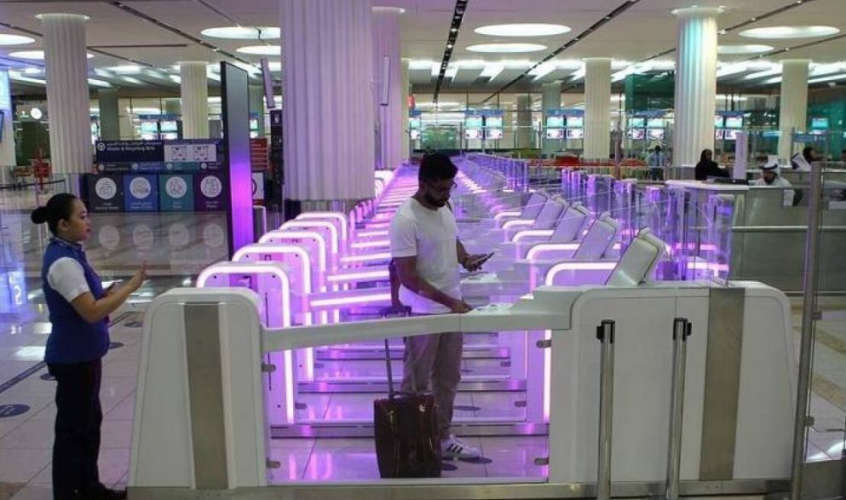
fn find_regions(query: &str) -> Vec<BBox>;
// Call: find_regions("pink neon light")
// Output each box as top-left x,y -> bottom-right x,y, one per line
327,270 -> 389,283
544,329 -> 550,421
260,231 -> 327,273
340,252 -> 391,263
687,261 -> 729,272
351,240 -> 390,249
502,219 -> 534,230
357,230 -> 388,238
232,244 -> 313,294
281,221 -> 339,254
525,243 -> 580,261
512,230 -> 554,243
310,292 -> 391,307
297,212 -> 348,242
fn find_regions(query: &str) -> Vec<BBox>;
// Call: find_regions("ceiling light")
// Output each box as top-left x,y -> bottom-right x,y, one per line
480,63 -> 504,80
121,76 -> 142,84
763,76 -> 782,84
474,24 -> 570,37
8,70 -> 45,85
201,26 -> 280,40
236,45 -> 280,55
30,107 -> 43,119
206,70 -> 220,82
739,26 -> 839,39
88,79 -> 111,88
23,67 -> 41,75
109,65 -> 142,74
10,50 -> 93,60
809,72 -> 846,84
372,6 -> 406,14
267,61 -> 281,71
409,59 -> 436,70
717,44 -> 773,54
169,74 -> 182,84
467,43 -> 547,53
0,34 -> 35,46
744,66 -> 782,80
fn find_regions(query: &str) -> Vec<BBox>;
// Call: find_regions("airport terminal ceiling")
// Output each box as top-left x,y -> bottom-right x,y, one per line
0,0 -> 844,95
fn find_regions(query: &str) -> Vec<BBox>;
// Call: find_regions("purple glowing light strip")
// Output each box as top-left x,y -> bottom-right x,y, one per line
502,219 -> 534,230
340,252 -> 391,264
351,240 -> 390,250
260,231 -> 327,274
326,269 -> 390,283
297,212 -> 348,241
357,230 -> 389,238
197,263 -> 296,423
512,229 -> 554,243
281,221 -> 339,254
310,292 -> 391,308
494,211 -> 521,222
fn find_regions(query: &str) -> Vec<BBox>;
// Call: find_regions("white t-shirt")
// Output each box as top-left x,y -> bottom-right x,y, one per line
390,198 -> 461,314
47,257 -> 90,302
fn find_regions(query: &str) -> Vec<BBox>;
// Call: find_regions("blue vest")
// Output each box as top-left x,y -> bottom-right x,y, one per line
42,238 -> 110,364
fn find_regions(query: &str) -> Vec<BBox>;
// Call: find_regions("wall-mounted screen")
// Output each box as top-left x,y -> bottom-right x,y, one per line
465,116 -> 483,128
162,132 -> 178,140
628,117 -> 645,128
811,117 -> 829,129
547,116 -> 564,128
409,117 -> 421,130
465,128 -> 481,140
249,119 -> 259,130
714,115 -> 724,128
629,129 -> 645,140
567,128 -> 584,139
485,116 -> 503,128
140,121 -> 158,133
724,116 -> 743,129
647,128 -> 665,140
546,128 -> 564,139
160,120 -> 178,132
566,116 -> 583,128
724,129 -> 739,140
715,129 -> 724,140
486,128 -> 503,140
410,130 -> 420,140
647,118 -> 664,128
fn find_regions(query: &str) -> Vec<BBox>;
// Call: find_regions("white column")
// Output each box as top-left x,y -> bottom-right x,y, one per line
584,58 -> 611,160
541,81 -> 561,156
400,58 -> 410,163
180,61 -> 209,139
97,89 -> 120,141
516,95 -> 532,149
40,13 -> 91,175
281,0 -> 375,201
372,6 -> 403,170
672,6 -> 721,167
778,59 -> 810,161
0,69 -> 16,167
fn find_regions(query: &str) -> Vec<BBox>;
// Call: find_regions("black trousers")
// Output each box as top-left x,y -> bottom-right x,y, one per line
48,359 -> 103,500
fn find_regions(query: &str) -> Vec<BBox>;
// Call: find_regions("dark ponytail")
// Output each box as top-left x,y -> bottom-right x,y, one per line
31,193 -> 78,234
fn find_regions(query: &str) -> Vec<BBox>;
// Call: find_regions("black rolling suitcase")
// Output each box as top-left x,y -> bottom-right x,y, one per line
373,305 -> 441,478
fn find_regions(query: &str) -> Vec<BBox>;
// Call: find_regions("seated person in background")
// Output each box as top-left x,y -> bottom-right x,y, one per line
791,146 -> 818,171
646,145 -> 666,181
694,149 -> 729,181
754,161 -> 795,207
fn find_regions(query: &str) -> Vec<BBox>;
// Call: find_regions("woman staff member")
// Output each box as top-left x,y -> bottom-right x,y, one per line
31,193 -> 146,500
694,149 -> 729,181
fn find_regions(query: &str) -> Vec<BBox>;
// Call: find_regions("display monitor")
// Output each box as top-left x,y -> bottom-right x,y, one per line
465,128 -> 481,140
547,116 -> 564,128
409,117 -> 421,130
715,129 -> 724,140
567,128 -> 584,139
485,116 -> 503,128
647,118 -> 664,128
725,116 -> 743,129
162,132 -> 179,140
647,128 -> 664,140
249,118 -> 259,130
628,117 -> 645,128
811,117 -> 829,129
410,129 -> 420,140
160,120 -> 178,132
546,128 -> 564,139
724,129 -> 739,140
629,129 -> 645,140
140,133 -> 156,141
715,115 -> 724,128
465,116 -> 483,128
140,121 -> 158,133
485,128 -> 503,140
566,116 -> 583,128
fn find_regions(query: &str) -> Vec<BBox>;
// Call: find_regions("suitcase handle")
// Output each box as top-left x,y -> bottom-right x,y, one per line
379,305 -> 413,398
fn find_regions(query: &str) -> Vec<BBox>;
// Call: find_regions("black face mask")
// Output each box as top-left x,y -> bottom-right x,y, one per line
423,190 -> 446,207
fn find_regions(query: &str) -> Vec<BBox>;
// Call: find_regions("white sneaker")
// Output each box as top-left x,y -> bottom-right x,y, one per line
441,435 -> 482,460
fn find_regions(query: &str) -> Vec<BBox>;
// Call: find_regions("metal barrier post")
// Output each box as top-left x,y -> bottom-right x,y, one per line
597,319 -> 616,500
666,318 -> 691,500
790,161 -> 824,500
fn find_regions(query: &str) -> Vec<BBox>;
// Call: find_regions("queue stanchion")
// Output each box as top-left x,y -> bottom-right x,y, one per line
596,319 -> 616,500
665,318 -> 691,500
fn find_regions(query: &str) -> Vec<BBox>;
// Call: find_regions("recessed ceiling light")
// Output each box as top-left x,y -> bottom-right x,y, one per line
372,6 -> 406,14
267,61 -> 281,71
201,26 -> 280,40
474,24 -> 570,37
108,65 -> 142,74
23,67 -> 41,75
0,34 -> 35,46
10,50 -> 93,60
717,44 -> 773,54
236,45 -> 281,55
467,43 -> 547,53
739,26 -> 839,39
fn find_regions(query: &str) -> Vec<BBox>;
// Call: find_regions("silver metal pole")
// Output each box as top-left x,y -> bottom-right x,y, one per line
790,161 -> 824,500
597,319 -> 616,500
666,318 -> 691,500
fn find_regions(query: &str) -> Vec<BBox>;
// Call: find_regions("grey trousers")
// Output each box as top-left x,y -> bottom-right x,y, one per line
401,332 -> 463,441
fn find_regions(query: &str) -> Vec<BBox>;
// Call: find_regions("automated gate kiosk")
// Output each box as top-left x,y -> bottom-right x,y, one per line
130,278 -> 795,498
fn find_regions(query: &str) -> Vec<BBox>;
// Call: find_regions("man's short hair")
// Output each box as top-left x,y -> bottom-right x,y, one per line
419,152 -> 458,182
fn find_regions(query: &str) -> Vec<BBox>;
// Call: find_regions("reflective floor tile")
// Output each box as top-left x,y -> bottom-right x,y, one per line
0,448 -> 51,482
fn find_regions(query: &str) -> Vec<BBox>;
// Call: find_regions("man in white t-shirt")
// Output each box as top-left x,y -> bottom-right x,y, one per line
389,153 -> 491,460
